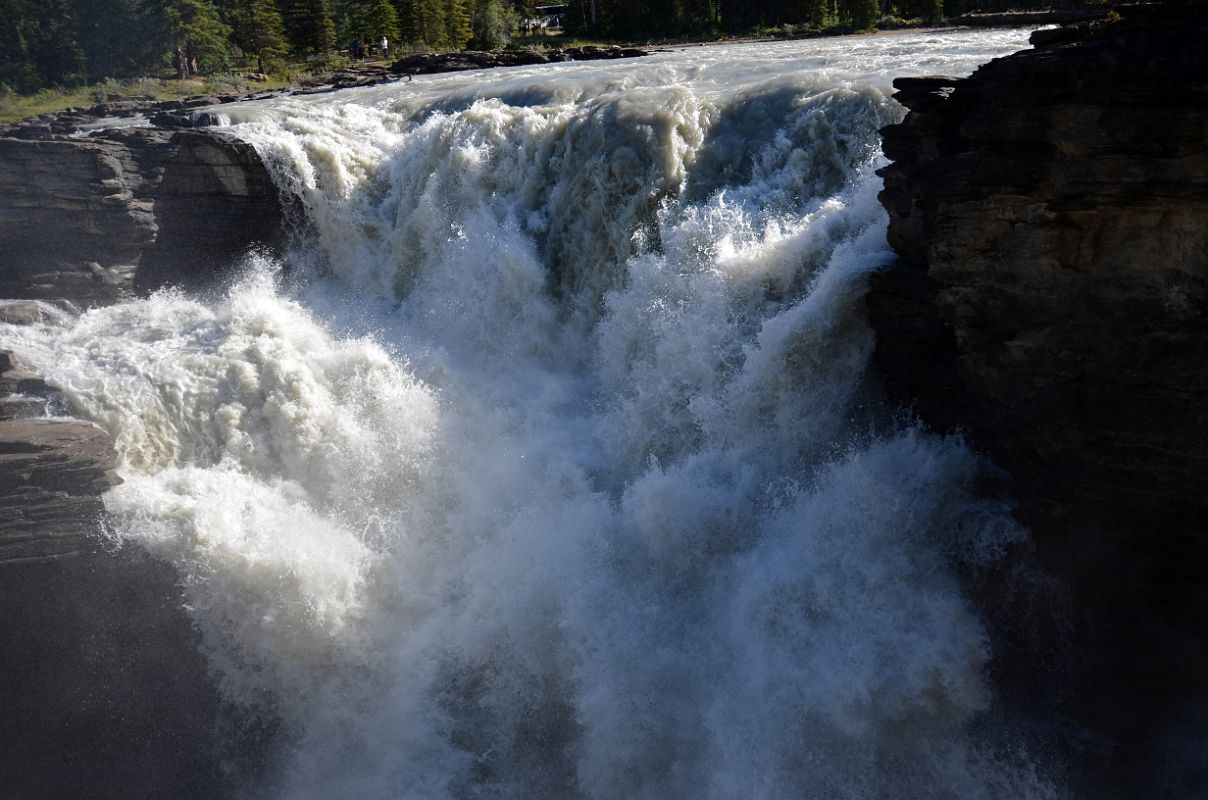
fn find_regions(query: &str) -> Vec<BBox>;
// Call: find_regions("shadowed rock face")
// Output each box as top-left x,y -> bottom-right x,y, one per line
135,129 -> 287,291
0,349 -> 247,800
871,2 -> 1208,794
0,124 -> 286,797
0,126 -> 285,305
0,349 -> 120,552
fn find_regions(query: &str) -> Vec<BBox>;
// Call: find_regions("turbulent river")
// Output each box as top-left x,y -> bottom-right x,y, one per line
1,28 -> 1066,799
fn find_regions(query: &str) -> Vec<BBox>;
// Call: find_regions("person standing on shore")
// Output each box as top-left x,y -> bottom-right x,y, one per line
380,34 -> 389,59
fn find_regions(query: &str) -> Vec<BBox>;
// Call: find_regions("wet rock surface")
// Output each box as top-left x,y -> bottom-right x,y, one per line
871,2 -> 1208,794
0,350 -> 117,550
0,94 -> 249,140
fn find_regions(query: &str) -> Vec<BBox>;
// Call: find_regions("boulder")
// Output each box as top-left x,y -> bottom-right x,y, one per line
0,299 -> 75,326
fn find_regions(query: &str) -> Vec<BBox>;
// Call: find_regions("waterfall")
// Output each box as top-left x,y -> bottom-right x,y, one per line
0,30 -> 1064,800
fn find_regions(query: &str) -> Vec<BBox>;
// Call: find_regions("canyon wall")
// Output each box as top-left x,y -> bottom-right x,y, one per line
0,126 -> 285,798
871,2 -> 1208,794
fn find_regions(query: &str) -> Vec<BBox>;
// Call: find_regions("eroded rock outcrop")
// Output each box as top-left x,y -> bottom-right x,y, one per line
0,349 -> 118,549
134,129 -> 287,290
871,2 -> 1208,794
0,126 -> 285,304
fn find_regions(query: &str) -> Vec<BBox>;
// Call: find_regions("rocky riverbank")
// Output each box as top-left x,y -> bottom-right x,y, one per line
0,114 -> 288,796
0,46 -> 653,132
870,2 -> 1208,794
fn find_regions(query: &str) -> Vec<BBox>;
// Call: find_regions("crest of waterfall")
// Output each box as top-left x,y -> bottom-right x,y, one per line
0,30 -> 1065,800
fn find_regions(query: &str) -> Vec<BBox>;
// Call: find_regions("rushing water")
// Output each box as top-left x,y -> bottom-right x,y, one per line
2,29 -> 1065,799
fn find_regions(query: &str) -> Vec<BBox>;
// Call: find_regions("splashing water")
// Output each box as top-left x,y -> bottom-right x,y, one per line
1,29 -> 1065,799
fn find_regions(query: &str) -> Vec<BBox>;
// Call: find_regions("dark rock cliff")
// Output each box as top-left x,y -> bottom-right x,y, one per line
0,126 -> 285,304
0,348 -> 248,800
0,125 -> 286,797
871,2 -> 1208,794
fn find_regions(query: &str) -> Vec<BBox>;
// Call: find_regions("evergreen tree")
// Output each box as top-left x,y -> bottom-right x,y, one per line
0,0 -> 39,91
280,0 -> 337,54
838,0 -> 878,28
903,0 -> 942,22
226,0 -> 287,72
407,0 -> 449,48
334,0 -> 399,48
332,0 -> 356,48
561,0 -> 579,33
445,0 -> 472,50
160,0 -> 231,75
394,0 -> 421,44
680,0 -> 718,34
804,0 -> 829,26
717,0 -> 754,33
74,0 -> 156,83
470,0 -> 514,49
8,0 -> 89,88
358,0 -> 401,43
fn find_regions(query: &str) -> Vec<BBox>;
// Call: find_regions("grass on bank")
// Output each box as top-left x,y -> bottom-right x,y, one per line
0,64 -> 333,124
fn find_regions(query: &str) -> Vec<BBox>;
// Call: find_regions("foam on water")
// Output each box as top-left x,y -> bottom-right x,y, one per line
0,29 -> 1065,799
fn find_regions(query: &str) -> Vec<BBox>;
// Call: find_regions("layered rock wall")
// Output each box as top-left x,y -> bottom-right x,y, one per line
0,126 -> 285,303
871,3 -> 1208,793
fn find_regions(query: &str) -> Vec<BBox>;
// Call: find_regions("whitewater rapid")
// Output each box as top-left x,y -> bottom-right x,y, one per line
1,29 -> 1064,799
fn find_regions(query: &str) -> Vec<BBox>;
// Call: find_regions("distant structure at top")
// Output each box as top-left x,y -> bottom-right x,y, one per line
522,4 -> 568,34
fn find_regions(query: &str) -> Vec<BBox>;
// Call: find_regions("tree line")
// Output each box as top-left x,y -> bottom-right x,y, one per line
0,0 -> 515,92
563,0 -> 1102,40
1,0 -> 1103,94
